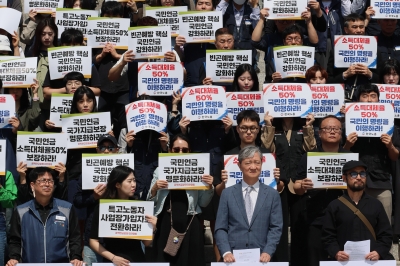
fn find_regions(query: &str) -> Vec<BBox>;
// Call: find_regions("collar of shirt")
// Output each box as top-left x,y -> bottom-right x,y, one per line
241,180 -> 260,193
34,197 -> 54,211
234,4 -> 244,14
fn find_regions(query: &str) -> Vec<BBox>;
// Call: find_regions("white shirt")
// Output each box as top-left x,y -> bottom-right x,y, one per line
241,179 -> 259,214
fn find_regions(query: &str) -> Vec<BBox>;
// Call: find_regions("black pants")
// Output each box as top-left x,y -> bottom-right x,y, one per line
307,224 -> 329,266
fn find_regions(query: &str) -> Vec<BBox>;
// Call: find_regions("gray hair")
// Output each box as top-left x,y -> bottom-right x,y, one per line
238,146 -> 263,164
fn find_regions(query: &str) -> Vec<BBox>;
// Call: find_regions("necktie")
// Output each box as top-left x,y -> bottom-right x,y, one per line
245,186 -> 254,223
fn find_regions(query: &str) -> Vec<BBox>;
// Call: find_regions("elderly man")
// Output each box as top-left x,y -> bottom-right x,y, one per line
322,160 -> 393,261
215,146 -> 282,263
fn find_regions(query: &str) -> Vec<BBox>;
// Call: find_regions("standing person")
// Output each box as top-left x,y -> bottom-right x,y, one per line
215,146 -> 283,263
322,160 -> 394,261
90,166 -> 157,264
7,167 -> 83,265
293,115 -> 349,266
147,134 -> 214,266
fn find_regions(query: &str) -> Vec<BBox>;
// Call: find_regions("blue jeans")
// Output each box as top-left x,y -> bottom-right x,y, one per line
83,245 -> 102,266
0,212 -> 6,266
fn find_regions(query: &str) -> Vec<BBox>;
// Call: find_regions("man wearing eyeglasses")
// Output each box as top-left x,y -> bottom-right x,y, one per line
292,115 -> 350,266
322,160 -> 394,261
7,167 -> 83,266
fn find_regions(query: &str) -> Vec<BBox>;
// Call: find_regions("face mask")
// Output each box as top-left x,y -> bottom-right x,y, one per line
233,0 -> 246,5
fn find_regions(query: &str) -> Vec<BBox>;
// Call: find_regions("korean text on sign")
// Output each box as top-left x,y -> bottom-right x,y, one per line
179,11 -> 223,43
87,17 -> 130,49
62,112 -> 112,149
145,6 -> 188,37
307,152 -> 359,189
226,92 -> 264,126
55,8 -> 99,39
274,46 -> 315,78
263,83 -> 312,118
206,50 -> 252,83
0,57 -> 37,88
16,132 -> 67,168
24,0 -> 64,14
345,102 -> 394,137
158,153 -> 210,189
48,46 -> 92,80
264,0 -> 308,19
125,100 -> 167,133
224,154 -> 276,189
138,62 -> 183,96
310,84 -> 344,118
0,95 -> 15,128
334,35 -> 377,68
128,26 -> 171,59
0,140 -> 5,175
99,200 -> 154,240
377,84 -> 400,118
371,0 -> 400,19
181,85 -> 228,121
82,153 -> 135,190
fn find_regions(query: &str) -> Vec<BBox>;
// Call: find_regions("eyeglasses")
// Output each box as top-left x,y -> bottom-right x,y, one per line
36,179 -> 55,185
238,126 -> 259,133
285,37 -> 302,42
172,147 -> 190,153
320,127 -> 342,133
98,146 -> 117,152
347,171 -> 367,179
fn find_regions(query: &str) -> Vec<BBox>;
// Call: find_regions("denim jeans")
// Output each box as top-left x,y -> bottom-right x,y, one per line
83,245 -> 102,266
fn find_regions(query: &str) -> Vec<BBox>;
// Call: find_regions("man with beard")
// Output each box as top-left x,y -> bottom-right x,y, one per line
322,161 -> 394,261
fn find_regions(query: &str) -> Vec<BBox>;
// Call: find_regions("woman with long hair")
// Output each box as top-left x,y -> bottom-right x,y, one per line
380,59 -> 400,85
90,166 -> 156,265
232,63 -> 259,92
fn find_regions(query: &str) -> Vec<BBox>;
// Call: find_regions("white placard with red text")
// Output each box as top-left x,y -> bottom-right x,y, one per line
0,95 -> 15,129
226,92 -> 264,126
371,0 -> 400,19
0,140 -> 5,175
263,83 -> 312,117
310,84 -> 344,117
334,35 -> 377,68
125,100 -> 167,133
377,84 -> 400,118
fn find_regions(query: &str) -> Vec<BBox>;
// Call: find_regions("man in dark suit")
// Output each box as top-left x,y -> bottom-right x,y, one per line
215,146 -> 283,262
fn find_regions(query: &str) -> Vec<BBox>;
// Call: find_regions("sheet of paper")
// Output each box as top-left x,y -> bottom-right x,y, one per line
344,240 -> 370,261
233,248 -> 260,262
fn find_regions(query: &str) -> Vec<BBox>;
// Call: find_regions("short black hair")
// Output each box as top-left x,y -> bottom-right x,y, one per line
101,1 -> 124,17
63,71 -> 85,85
319,115 -> 342,128
379,59 -> 400,84
344,13 -> 365,28
137,16 -> 158,26
357,84 -> 380,101
29,167 -> 56,183
61,29 -> 84,45
237,110 -> 260,125
282,24 -> 304,41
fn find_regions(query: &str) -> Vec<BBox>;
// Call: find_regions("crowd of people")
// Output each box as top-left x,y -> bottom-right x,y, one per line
1,0 -> 400,265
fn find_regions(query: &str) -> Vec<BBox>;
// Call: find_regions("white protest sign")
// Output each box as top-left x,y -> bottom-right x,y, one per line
263,83 -> 312,118
274,46 -> 315,78
0,8 -> 21,34
94,264 -> 169,266
224,154 -> 276,189
334,35 -> 377,68
128,26 -> 171,59
371,0 -> 400,19
0,0 -> 7,7
87,17 -> 130,49
226,92 -> 264,126
377,84 -> 400,118
62,112 -> 112,149
138,62 -> 183,96
82,153 -> 135,190
307,152 -> 359,189
48,46 -> 92,80
264,0 -> 307,19
345,102 -> 394,137
0,57 -> 37,88
16,132 -> 67,168
158,153 -> 210,189
55,8 -> 99,39
0,95 -> 15,128
145,6 -> 188,37
182,85 -> 228,121
125,100 -> 167,133
179,11 -> 223,43
24,0 -> 64,14
0,140 -> 5,175
319,261 -> 396,266
310,84 -> 344,118
212,263 -> 289,266
206,50 -> 252,83
98,199 -> 154,240
21,264 -> 80,266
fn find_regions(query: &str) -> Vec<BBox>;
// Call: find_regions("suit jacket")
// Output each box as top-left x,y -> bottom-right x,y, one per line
215,182 -> 283,256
